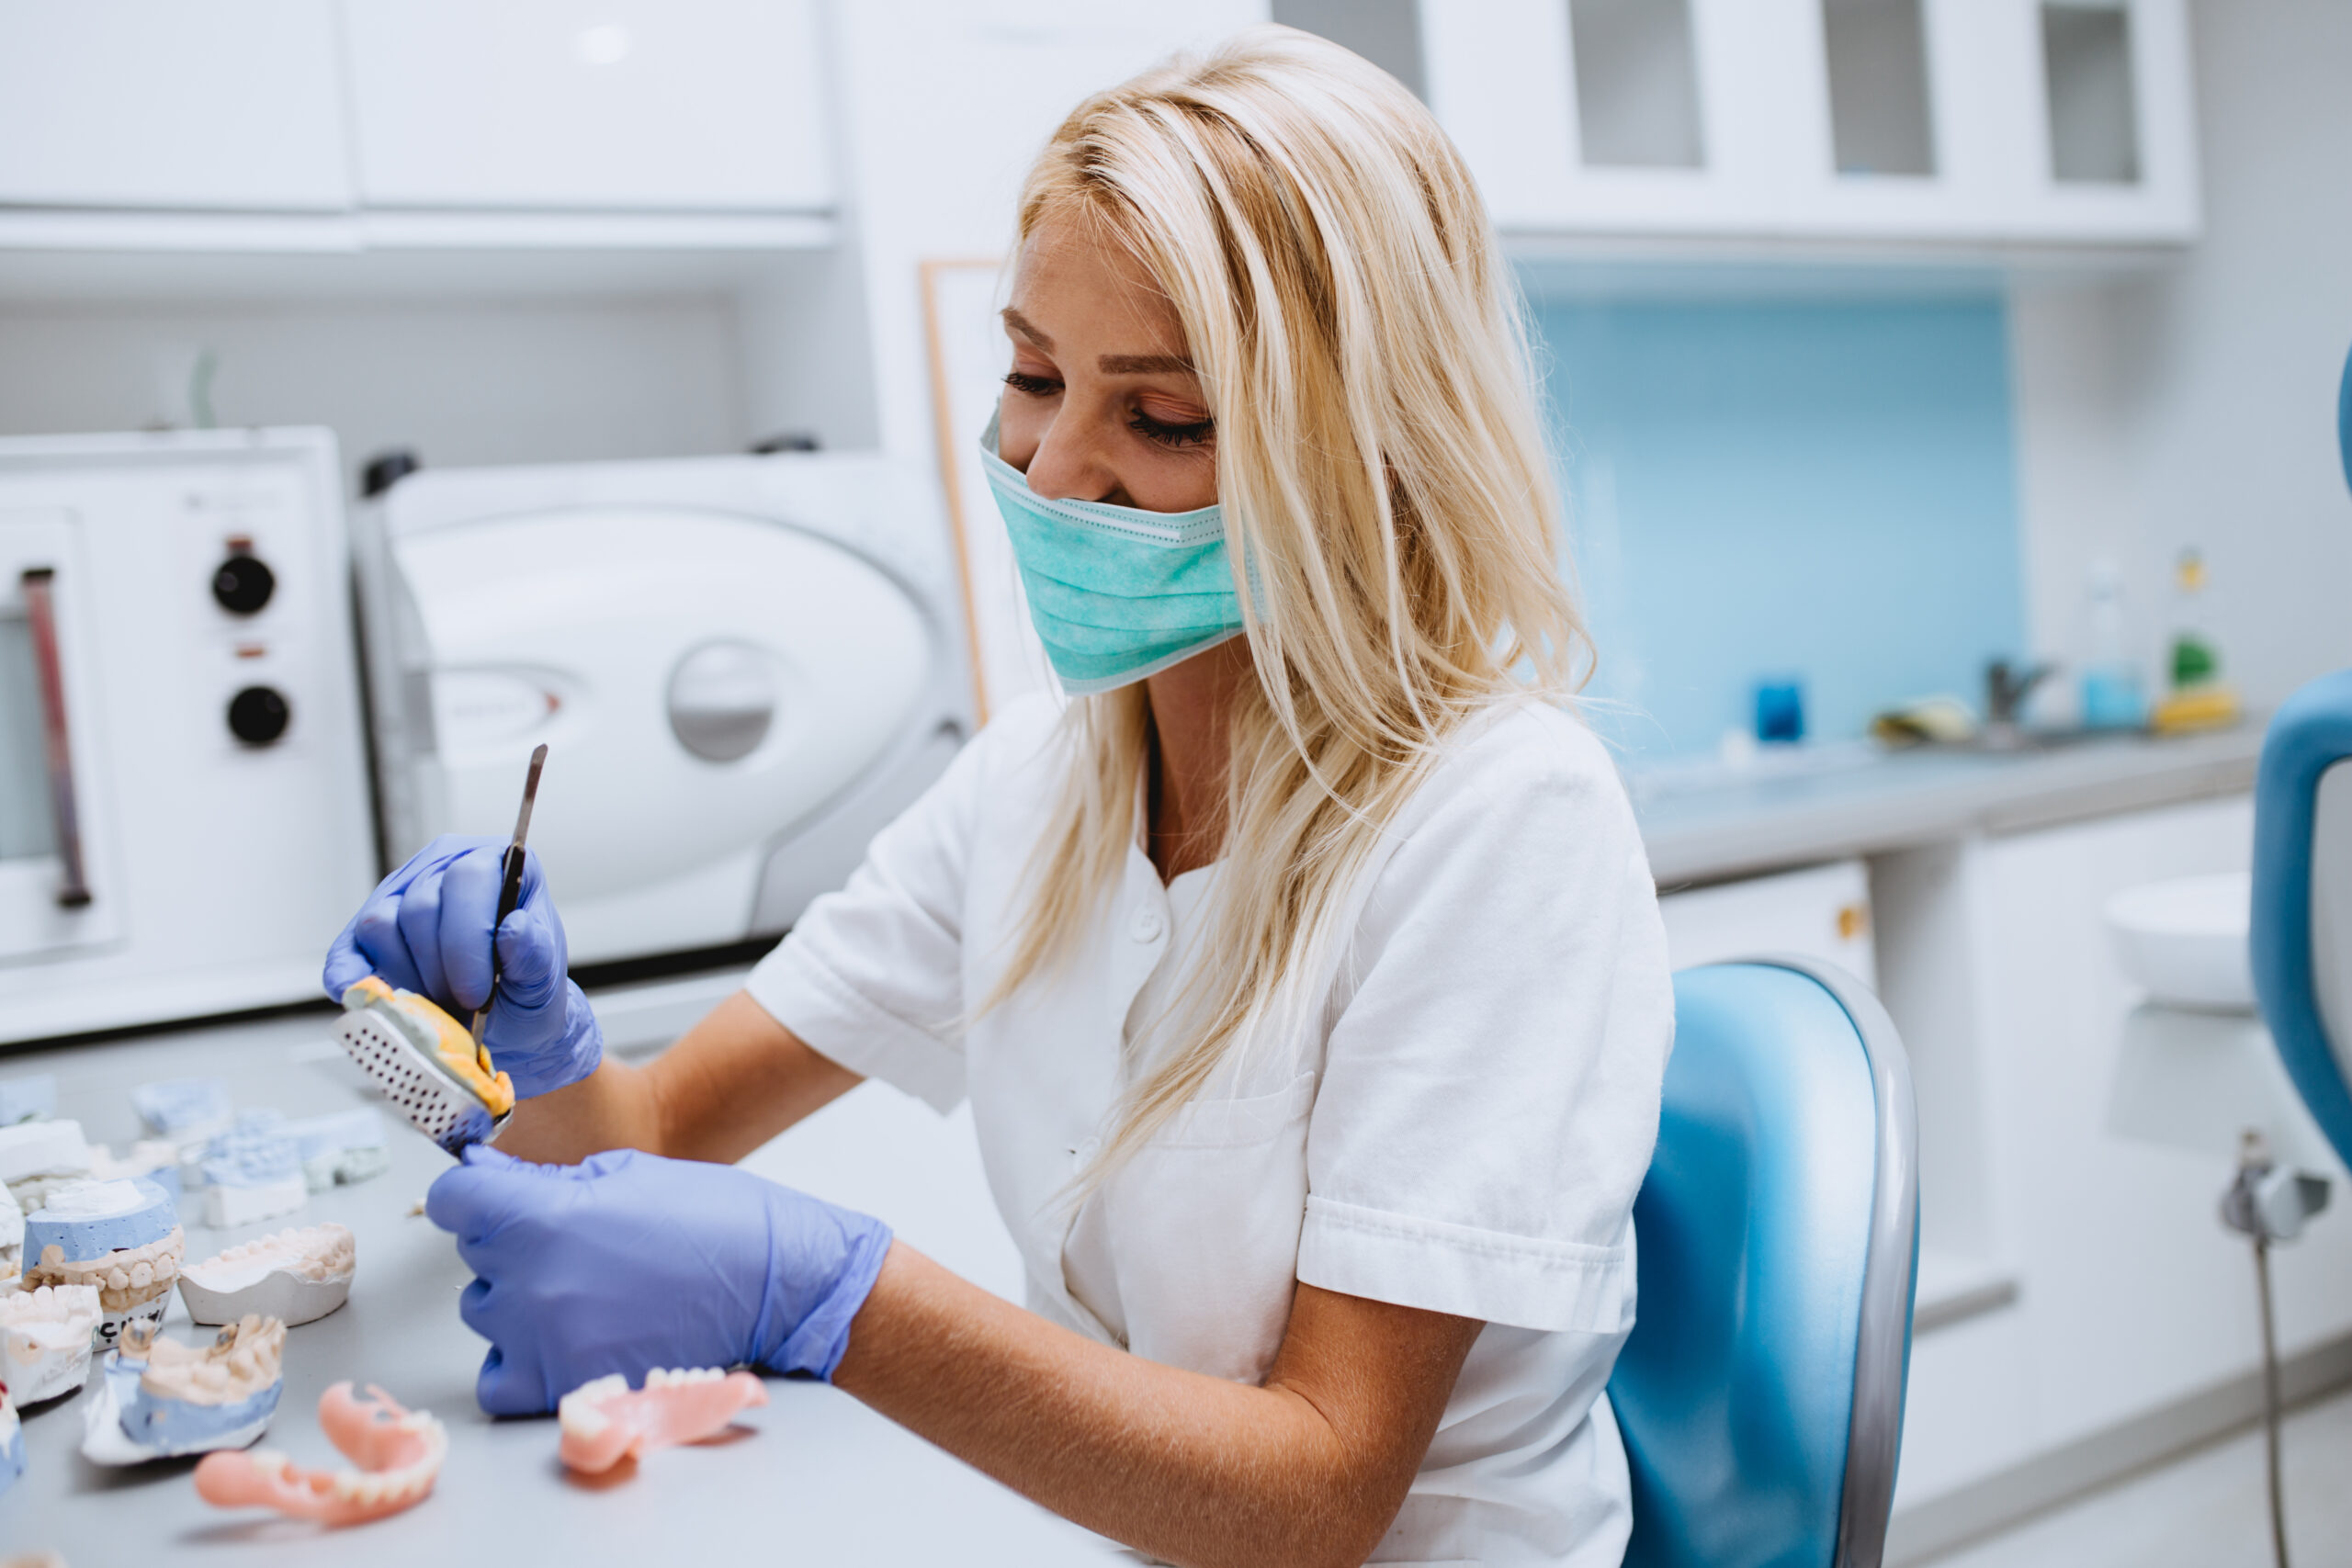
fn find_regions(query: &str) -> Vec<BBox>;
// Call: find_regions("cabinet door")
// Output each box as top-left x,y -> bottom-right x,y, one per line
0,0 -> 350,210
341,0 -> 833,212
1657,859 -> 1877,986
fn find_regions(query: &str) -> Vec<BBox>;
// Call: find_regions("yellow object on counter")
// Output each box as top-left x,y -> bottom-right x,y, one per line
2151,683 -> 2242,736
338,976 -> 515,1119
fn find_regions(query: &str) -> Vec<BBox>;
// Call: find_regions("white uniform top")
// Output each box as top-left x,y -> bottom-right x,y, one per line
747,694 -> 1673,1566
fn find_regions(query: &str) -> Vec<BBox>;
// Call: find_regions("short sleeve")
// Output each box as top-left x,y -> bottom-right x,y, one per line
1295,708 -> 1673,1334
742,712 -> 1005,1114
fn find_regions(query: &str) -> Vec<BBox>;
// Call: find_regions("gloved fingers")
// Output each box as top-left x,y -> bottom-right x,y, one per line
392,858 -> 458,1008
347,890 -> 429,998
456,1276 -> 500,1337
424,1154 -> 550,1244
320,921 -> 373,1001
437,847 -> 512,1013
492,905 -> 565,1013
475,1346 -> 552,1417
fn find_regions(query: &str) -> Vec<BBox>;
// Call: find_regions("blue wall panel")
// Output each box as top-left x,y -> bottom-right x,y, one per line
1532,296 -> 2028,760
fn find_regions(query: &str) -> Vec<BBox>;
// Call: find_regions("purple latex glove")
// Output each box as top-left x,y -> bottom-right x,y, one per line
322,833 -> 601,1099
426,1145 -> 894,1416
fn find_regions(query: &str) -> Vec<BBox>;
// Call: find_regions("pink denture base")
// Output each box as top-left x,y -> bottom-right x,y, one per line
194,1382 -> 446,1527
558,1368 -> 769,1475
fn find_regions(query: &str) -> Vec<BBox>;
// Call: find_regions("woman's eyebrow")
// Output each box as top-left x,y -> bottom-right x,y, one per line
1001,308 -> 1052,349
1098,353 -> 1193,375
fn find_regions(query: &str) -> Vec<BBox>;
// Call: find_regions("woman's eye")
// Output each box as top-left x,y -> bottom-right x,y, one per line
1003,370 -> 1061,398
1130,412 -> 1216,450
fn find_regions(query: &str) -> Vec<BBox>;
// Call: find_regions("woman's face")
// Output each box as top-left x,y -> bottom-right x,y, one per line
996,218 -> 1217,515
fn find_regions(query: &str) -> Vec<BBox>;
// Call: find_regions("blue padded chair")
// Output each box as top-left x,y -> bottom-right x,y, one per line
2250,684 -> 2352,1171
2249,343 -> 2352,1169
1610,956 -> 1920,1568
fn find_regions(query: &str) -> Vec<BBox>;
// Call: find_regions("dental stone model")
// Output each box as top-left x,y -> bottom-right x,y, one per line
0,1118 -> 92,1211
335,976 -> 514,1154
284,1109 -> 391,1191
557,1367 -> 769,1475
23,1176 -> 184,1347
0,1379 -> 20,1497
0,1182 -> 20,1286
181,1224 -> 355,1327
196,1382 -> 447,1527
0,1073 -> 56,1127
1,1284 -> 101,1402
90,1136 -> 183,1187
132,1077 -> 234,1143
197,1110 -> 309,1228
82,1314 -> 286,1465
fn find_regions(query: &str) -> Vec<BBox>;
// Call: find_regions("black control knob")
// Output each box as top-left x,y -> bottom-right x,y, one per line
212,554 -> 276,615
227,685 -> 290,746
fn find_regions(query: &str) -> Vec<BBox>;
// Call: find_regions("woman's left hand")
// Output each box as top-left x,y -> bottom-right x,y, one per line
425,1145 -> 894,1416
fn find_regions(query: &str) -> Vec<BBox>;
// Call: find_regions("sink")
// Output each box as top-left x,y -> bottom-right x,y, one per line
2103,872 -> 2256,1012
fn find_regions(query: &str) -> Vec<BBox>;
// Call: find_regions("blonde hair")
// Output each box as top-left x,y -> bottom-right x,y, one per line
997,26 -> 1587,1178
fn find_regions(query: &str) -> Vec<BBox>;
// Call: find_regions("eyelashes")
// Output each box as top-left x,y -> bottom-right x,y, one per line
1001,370 -> 1215,452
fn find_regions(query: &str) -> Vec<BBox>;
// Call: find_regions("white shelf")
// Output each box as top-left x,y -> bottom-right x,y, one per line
0,209 -> 839,303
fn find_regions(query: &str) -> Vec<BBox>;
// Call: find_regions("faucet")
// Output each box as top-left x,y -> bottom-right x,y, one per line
1984,659 -> 2055,748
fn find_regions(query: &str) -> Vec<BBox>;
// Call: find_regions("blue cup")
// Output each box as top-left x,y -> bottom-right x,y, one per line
1755,680 -> 1806,744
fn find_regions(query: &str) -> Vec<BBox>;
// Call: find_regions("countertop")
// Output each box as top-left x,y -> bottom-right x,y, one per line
1629,724 -> 2264,887
0,1011 -> 1123,1565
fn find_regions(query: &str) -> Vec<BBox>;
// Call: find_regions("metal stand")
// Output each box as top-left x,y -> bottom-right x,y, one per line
2251,1234 -> 2290,1568
2221,1130 -> 2331,1568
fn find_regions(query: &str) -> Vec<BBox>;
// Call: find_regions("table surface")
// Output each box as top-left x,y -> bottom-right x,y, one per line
1629,723 -> 2263,885
0,1011 -> 1125,1565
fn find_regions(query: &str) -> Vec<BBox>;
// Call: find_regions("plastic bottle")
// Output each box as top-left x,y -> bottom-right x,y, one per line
2078,558 -> 2146,731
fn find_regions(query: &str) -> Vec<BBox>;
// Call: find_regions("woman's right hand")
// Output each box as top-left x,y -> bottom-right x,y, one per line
322,834 -> 603,1099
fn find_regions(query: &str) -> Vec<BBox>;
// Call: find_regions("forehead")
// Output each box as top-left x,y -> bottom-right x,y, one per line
1010,216 -> 1186,351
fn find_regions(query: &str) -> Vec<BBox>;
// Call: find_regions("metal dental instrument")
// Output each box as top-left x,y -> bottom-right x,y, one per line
472,743 -> 549,1053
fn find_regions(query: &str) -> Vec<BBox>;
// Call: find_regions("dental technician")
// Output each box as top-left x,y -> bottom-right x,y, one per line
326,28 -> 1671,1568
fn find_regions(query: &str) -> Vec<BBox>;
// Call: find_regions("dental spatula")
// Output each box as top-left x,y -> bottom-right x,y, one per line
333,745 -> 547,1155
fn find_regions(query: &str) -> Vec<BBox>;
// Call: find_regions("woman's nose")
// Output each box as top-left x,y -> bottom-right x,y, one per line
1023,418 -> 1124,505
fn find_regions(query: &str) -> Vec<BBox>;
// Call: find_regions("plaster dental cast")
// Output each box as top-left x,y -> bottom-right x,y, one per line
323,29 -> 1670,1568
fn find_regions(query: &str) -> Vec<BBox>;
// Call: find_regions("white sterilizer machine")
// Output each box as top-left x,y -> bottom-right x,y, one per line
0,428 -> 378,1044
352,449 -> 976,968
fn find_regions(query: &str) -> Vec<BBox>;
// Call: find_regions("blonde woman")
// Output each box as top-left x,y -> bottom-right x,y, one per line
331,28 -> 1671,1567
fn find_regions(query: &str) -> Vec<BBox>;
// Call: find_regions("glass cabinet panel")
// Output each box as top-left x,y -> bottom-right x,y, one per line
1568,0 -> 1706,169
1272,0 -> 1427,100
2042,3 -> 2143,184
1822,0 -> 1937,176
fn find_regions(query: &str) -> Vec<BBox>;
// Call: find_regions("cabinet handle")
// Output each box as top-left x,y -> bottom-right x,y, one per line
19,569 -> 93,908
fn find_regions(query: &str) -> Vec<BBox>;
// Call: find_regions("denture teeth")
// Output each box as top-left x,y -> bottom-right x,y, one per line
251,1449 -> 290,1475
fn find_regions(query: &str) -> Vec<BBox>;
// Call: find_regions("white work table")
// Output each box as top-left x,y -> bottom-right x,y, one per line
0,1011 -> 1123,1565
1631,724 -> 2264,886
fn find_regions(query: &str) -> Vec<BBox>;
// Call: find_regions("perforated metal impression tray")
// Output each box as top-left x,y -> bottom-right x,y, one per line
334,978 -> 515,1155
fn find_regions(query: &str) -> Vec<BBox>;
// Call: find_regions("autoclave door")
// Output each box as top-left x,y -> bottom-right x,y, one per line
389,504 -> 937,964
0,511 -> 119,960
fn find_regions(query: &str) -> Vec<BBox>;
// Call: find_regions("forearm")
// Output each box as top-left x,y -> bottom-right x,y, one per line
493,991 -> 860,1166
833,1245 -> 1466,1568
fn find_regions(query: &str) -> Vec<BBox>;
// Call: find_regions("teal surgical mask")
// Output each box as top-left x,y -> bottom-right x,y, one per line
978,412 -> 1245,695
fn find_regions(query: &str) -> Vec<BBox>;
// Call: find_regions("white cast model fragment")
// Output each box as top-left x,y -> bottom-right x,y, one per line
181,1224 -> 356,1327
0,1119 -> 93,1211
0,1181 -> 20,1286
0,1283 -> 101,1402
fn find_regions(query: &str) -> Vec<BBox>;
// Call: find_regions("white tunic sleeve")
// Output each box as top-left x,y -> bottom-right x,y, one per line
1295,705 -> 1673,1335
741,700 -> 1051,1113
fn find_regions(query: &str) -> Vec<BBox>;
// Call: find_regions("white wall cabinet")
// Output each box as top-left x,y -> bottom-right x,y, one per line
1420,0 -> 2199,250
0,1 -> 352,211
340,0 -> 833,213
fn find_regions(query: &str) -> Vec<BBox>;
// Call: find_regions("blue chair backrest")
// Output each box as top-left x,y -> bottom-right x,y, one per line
2251,670 -> 2352,1169
1611,958 -> 1919,1568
